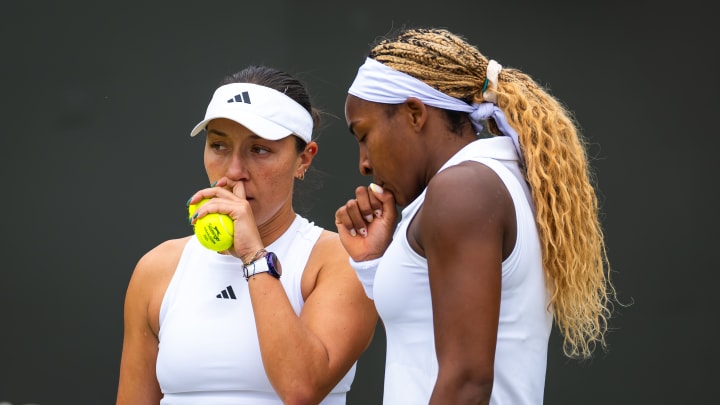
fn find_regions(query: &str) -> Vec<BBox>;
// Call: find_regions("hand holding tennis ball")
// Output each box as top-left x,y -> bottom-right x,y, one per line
188,198 -> 234,251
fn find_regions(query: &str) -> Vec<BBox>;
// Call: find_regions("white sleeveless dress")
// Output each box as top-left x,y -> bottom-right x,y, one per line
156,214 -> 356,404
369,137 -> 553,404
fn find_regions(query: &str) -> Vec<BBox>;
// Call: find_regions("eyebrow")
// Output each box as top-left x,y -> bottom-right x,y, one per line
347,122 -> 357,137
207,128 -> 228,137
207,128 -> 264,140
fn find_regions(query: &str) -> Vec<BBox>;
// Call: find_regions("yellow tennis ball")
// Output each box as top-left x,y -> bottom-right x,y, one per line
188,198 -> 234,251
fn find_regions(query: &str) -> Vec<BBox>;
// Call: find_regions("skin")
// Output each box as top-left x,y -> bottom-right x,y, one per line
335,95 -> 517,404
117,118 -> 378,405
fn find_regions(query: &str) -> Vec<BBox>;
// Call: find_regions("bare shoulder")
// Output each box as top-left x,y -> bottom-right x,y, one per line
425,161 -> 511,218
315,229 -> 356,271
420,162 -> 515,250
132,236 -> 192,283
301,229 -> 353,298
126,236 -> 191,306
126,236 -> 192,335
429,160 -> 506,196
314,229 -> 346,258
419,161 -> 513,243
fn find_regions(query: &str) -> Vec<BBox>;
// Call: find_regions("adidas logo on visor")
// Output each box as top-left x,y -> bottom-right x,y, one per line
228,91 -> 251,104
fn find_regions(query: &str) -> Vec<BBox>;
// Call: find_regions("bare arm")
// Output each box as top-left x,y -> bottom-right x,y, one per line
419,162 -> 515,405
116,238 -> 186,405
248,231 -> 378,404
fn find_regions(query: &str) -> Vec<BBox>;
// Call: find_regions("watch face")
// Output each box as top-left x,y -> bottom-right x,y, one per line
267,252 -> 282,277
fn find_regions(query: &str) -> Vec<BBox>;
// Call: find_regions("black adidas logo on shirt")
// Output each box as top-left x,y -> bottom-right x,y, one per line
227,91 -> 251,104
217,285 -> 236,299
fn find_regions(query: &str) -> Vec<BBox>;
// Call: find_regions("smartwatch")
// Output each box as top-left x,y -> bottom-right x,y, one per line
243,251 -> 282,281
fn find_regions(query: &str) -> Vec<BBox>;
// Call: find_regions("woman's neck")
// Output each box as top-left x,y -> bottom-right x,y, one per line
257,202 -> 297,247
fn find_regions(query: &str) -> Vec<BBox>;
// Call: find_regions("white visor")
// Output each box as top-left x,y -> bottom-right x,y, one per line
190,82 -> 313,143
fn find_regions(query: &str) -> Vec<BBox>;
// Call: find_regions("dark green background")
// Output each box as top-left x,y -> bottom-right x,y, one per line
1,1 -> 717,404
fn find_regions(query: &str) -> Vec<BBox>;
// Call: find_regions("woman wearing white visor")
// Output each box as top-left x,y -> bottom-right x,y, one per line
335,28 -> 617,404
117,66 -> 377,405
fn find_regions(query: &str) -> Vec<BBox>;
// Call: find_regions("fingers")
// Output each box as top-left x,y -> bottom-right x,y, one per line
335,183 -> 396,262
336,200 -> 362,237
334,183 -> 396,238
187,179 -> 248,223
334,205 -> 355,237
368,183 -> 396,222
356,184 -> 384,223
337,185 -> 377,237
186,179 -> 263,261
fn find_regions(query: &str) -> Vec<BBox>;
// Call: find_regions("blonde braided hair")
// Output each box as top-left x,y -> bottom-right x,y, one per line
370,28 -> 616,359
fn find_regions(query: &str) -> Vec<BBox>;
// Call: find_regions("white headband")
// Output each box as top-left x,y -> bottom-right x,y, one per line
348,57 -> 524,164
190,82 -> 314,143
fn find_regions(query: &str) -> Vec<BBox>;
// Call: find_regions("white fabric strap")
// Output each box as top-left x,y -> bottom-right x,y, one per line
348,58 -> 524,165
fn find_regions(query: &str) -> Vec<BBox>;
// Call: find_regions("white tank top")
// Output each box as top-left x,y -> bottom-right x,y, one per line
373,137 -> 553,404
156,214 -> 356,405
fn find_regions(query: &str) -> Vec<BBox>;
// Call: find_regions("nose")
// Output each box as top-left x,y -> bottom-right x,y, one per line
226,154 -> 249,181
358,146 -> 372,176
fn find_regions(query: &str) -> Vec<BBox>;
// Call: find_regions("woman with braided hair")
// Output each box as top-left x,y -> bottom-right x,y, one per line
334,28 -> 616,404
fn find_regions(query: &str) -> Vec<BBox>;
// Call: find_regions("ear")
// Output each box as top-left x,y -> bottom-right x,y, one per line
403,97 -> 428,132
298,141 -> 318,171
